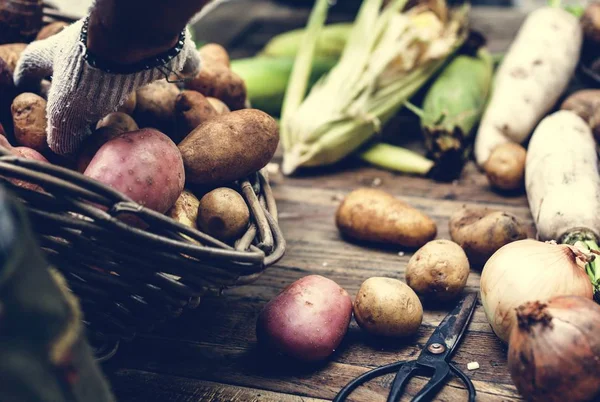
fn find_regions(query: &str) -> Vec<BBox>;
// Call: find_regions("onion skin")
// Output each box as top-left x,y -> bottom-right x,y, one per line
480,239 -> 593,342
508,296 -> 600,402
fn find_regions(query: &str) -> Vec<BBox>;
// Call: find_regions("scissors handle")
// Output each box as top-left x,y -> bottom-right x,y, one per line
387,361 -> 450,402
332,361 -> 407,402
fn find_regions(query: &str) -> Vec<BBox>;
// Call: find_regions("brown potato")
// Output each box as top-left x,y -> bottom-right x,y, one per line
174,90 -> 218,141
199,43 -> 230,68
186,44 -> 245,111
406,239 -> 470,302
11,93 -> 47,152
207,97 -> 230,114
354,277 -> 423,337
484,143 -> 526,191
96,112 -> 139,133
449,207 -> 528,268
0,43 -> 27,73
166,190 -> 200,229
134,79 -> 179,134
197,187 -> 250,241
582,3 -> 600,45
336,188 -> 437,249
178,109 -> 279,185
36,21 -> 68,40
560,90 -> 600,141
116,92 -> 137,115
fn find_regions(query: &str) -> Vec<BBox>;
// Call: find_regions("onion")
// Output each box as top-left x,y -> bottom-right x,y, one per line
508,296 -> 600,402
480,239 -> 593,342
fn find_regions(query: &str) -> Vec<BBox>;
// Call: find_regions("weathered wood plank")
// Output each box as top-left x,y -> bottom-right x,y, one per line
108,370 -> 329,402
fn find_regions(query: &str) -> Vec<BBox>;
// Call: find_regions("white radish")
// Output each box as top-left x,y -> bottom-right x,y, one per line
474,7 -> 582,166
526,110 -> 600,242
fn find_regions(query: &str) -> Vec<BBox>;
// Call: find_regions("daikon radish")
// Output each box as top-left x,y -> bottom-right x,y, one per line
474,7 -> 582,166
525,110 -> 600,299
526,110 -> 600,243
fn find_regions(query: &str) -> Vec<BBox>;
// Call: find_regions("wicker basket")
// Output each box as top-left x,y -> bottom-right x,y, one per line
0,3 -> 285,361
0,147 -> 285,360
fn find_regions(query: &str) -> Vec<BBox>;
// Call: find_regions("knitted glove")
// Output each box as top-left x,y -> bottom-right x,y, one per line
14,17 -> 201,156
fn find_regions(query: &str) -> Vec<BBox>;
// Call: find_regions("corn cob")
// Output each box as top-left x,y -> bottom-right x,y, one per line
261,23 -> 352,59
419,46 -> 493,177
230,56 -> 337,117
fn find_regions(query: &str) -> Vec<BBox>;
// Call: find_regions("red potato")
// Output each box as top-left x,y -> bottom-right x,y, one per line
0,135 -> 48,191
84,129 -> 184,213
256,275 -> 353,362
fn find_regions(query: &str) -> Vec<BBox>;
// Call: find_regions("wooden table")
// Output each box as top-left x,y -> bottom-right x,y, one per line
103,6 -> 533,402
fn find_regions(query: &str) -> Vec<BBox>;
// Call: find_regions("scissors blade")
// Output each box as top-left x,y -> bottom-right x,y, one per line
426,293 -> 478,357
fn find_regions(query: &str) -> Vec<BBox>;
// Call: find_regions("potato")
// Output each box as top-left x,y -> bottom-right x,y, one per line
354,277 -> 423,337
96,112 -> 139,133
207,97 -> 230,115
336,188 -> 437,249
178,109 -> 279,185
11,93 -> 48,153
484,143 -> 526,191
406,240 -> 470,302
174,90 -> 218,141
0,135 -> 48,191
76,126 -> 126,173
0,122 -> 4,136
186,44 -> 246,110
449,207 -> 528,268
36,21 -> 68,40
167,190 -> 200,229
116,92 -> 137,115
199,43 -> 230,68
84,129 -> 184,213
256,275 -> 353,362
197,188 -> 249,241
560,90 -> 600,141
0,43 -> 27,73
134,79 -> 179,134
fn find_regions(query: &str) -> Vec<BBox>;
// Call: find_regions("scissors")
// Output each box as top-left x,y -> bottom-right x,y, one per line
333,293 -> 478,402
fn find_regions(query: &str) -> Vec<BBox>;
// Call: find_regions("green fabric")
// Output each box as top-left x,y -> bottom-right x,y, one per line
0,190 -> 115,402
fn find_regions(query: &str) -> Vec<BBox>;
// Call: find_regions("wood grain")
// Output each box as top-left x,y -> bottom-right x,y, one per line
104,5 -> 531,402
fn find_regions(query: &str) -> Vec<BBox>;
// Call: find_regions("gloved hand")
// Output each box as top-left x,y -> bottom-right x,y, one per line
13,17 -> 201,156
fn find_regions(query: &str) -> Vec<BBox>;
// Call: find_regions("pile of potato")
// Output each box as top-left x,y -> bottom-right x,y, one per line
256,189 -> 530,362
0,41 -> 280,243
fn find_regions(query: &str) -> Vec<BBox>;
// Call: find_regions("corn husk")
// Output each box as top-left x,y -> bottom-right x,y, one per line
280,0 -> 469,175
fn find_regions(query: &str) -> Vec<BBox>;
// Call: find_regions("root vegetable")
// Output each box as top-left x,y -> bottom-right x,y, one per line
174,90 -> 218,141
11,92 -> 47,153
335,188 -> 437,249
35,21 -> 68,40
0,0 -> 43,44
582,3 -> 600,45
449,207 -> 528,268
197,188 -> 249,241
0,135 -> 48,191
480,239 -> 593,343
0,43 -> 27,73
96,112 -> 138,133
186,44 -> 246,110
526,110 -> 600,298
116,92 -> 137,115
508,296 -> 600,402
206,97 -> 230,114
84,129 -> 184,213
353,277 -> 423,337
178,109 -> 279,186
134,79 -> 179,135
484,143 -> 526,191
256,275 -> 353,362
166,190 -> 200,230
474,7 -> 582,166
76,126 -> 128,173
560,89 -> 600,140
406,239 -> 470,302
